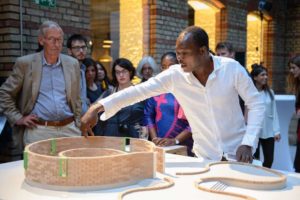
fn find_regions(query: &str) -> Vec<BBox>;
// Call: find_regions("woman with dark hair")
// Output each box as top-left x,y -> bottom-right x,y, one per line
83,58 -> 104,104
98,58 -> 144,138
95,61 -> 112,90
83,58 -> 105,136
250,63 -> 280,168
144,52 -> 194,156
287,55 -> 300,172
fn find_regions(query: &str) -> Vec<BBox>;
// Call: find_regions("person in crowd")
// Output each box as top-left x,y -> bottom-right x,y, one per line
83,58 -> 105,104
81,26 -> 264,163
83,58 -> 105,135
67,34 -> 89,114
136,56 -> 160,82
215,42 -> 235,59
98,58 -> 144,138
0,21 -> 82,153
144,52 -> 194,156
250,63 -> 281,168
95,61 -> 112,90
287,55 -> 300,173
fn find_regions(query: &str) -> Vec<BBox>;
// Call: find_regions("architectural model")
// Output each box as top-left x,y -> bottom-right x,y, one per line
24,136 -> 165,191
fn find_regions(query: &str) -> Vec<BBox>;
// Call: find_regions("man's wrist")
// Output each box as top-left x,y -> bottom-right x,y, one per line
174,138 -> 180,145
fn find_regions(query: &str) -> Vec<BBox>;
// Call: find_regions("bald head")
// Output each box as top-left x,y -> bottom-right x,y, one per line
176,26 -> 209,51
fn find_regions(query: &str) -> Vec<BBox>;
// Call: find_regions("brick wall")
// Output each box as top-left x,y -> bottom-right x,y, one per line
149,0 -> 188,64
285,1 -> 300,57
0,0 -> 91,83
0,0 -> 298,92
218,0 -> 248,52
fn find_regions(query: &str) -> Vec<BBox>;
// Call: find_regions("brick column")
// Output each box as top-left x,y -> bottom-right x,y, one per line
149,0 -> 188,64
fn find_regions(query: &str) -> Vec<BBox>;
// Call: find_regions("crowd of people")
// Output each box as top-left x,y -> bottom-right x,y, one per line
0,20 -> 299,172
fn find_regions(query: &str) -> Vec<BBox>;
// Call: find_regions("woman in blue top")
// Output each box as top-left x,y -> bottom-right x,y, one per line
144,52 -> 194,156
83,58 -> 104,104
83,58 -> 105,135
251,63 -> 281,168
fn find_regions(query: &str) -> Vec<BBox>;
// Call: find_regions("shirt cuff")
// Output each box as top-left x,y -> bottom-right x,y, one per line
98,98 -> 115,121
241,133 -> 257,148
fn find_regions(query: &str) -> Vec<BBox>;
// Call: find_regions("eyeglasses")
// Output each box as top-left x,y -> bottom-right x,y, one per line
115,70 -> 129,76
45,37 -> 63,44
71,45 -> 87,51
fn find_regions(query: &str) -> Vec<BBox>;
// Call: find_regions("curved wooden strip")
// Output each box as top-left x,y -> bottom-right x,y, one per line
175,164 -> 210,175
118,177 -> 174,200
176,161 -> 286,188
177,161 -> 286,200
206,162 -> 286,190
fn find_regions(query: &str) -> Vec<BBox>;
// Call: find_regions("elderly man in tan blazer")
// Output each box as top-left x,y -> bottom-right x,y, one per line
0,21 -> 82,160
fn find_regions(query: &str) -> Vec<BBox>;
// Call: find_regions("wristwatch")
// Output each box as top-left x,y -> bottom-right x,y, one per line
175,138 -> 180,145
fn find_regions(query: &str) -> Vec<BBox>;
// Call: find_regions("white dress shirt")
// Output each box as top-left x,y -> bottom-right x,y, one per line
98,56 -> 265,161
258,90 -> 280,139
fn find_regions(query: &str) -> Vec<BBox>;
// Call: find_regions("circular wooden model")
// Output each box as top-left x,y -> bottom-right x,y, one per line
23,136 -> 165,191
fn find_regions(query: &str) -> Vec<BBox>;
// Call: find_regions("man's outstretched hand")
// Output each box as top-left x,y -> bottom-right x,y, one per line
236,145 -> 253,163
80,103 -> 104,137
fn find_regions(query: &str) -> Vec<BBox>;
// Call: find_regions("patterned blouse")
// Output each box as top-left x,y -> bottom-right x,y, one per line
144,93 -> 193,155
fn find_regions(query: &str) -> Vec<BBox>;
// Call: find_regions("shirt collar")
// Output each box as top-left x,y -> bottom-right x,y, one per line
42,51 -> 61,67
208,55 -> 221,80
185,55 -> 221,84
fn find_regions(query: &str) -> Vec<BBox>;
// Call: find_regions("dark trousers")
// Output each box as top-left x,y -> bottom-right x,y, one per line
254,137 -> 274,168
0,122 -> 22,163
294,142 -> 300,173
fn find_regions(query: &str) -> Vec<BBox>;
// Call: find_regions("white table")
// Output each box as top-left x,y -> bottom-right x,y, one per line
272,95 -> 296,171
0,154 -> 299,200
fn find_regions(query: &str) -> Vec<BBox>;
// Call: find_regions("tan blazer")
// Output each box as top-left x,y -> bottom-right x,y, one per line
0,52 -> 82,157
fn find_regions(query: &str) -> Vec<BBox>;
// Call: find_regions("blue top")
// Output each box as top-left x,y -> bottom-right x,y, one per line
87,83 -> 103,104
31,53 -> 73,121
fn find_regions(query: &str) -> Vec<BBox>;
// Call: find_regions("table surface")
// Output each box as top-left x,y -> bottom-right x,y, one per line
0,153 -> 299,200
275,94 -> 296,101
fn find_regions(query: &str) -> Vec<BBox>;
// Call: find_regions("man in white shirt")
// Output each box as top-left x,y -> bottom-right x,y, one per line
81,26 -> 264,163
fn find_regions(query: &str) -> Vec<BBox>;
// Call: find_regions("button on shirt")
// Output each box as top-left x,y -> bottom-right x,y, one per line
98,56 -> 265,161
31,54 -> 73,121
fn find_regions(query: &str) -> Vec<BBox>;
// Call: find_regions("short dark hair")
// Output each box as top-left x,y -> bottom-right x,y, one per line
179,26 -> 209,50
67,34 -> 87,48
112,58 -> 135,85
161,52 -> 178,64
216,42 -> 234,53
